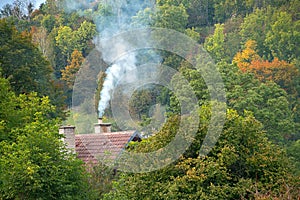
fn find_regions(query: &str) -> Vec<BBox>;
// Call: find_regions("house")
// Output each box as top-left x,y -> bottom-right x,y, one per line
59,118 -> 141,165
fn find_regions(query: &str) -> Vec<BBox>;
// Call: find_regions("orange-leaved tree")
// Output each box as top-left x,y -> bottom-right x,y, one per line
61,49 -> 84,88
232,40 -> 261,72
247,58 -> 299,92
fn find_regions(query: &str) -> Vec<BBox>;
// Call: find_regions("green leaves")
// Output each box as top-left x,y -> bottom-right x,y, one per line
0,121 -> 90,199
155,3 -> 188,32
265,11 -> 300,61
55,21 -> 96,59
55,25 -> 75,59
0,76 -> 94,199
0,19 -> 53,95
74,21 -> 97,55
103,107 -> 297,199
219,62 -> 296,143
240,7 -> 300,61
204,24 -> 227,62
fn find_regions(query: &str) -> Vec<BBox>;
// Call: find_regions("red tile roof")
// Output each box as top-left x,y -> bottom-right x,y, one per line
75,131 -> 139,165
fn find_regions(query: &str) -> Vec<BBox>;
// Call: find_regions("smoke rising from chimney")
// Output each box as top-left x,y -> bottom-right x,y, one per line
95,1 -> 156,117
66,0 -> 227,173
97,51 -> 137,117
64,0 -> 156,117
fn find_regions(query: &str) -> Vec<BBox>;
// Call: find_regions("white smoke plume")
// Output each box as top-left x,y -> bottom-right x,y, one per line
98,51 -> 137,117
64,0 -> 156,117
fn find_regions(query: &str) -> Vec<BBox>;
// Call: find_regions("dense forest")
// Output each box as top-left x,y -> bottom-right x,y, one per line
0,0 -> 299,199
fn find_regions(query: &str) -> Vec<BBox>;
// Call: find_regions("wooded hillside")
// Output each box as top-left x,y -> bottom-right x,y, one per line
0,0 -> 299,199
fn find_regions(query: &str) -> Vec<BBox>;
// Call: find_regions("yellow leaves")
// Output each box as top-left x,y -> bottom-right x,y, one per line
185,27 -> 200,41
233,40 -> 261,72
27,166 -> 35,175
186,167 -> 196,175
186,167 -> 206,181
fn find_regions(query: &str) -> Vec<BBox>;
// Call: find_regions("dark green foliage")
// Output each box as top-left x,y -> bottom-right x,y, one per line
88,162 -> 119,199
0,19 -> 66,118
0,19 -> 52,95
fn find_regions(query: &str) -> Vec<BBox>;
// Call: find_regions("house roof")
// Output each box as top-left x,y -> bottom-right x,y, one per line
75,131 -> 140,165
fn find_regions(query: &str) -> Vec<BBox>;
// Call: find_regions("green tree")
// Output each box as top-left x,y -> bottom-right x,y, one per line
73,20 -> 96,56
213,0 -> 247,23
55,20 -> 96,70
154,3 -> 188,32
222,16 -> 243,61
0,19 -> 66,118
55,25 -> 75,60
88,162 -> 118,199
41,14 -> 56,33
0,120 -> 93,199
129,89 -> 154,120
131,7 -> 155,27
0,75 -> 17,141
103,107 -> 299,199
0,76 -> 95,199
186,0 -> 214,27
0,19 -> 51,95
219,62 -> 296,143
89,3 -> 115,32
265,11 -> 300,62
287,139 -> 300,175
156,0 -> 190,6
204,24 -> 227,62
239,7 -> 273,57
41,0 -> 61,15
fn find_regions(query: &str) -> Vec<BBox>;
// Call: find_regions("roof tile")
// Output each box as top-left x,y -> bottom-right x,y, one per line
75,131 -> 137,165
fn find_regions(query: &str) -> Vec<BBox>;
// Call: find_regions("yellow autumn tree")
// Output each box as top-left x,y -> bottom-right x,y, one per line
61,49 -> 84,88
233,40 -> 261,72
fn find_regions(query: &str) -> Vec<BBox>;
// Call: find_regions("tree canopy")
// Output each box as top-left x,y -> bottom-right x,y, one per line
0,0 -> 299,199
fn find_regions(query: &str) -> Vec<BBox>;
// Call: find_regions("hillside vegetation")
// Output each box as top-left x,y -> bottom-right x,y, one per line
0,0 -> 299,199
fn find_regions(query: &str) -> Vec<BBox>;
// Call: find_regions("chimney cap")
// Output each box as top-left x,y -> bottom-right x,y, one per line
59,125 -> 75,129
98,123 -> 111,126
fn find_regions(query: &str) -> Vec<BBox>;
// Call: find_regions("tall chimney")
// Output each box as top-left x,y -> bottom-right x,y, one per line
95,117 -> 111,134
59,126 -> 75,150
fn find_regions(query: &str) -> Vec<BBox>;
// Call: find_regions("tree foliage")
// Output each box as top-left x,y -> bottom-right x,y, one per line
0,76 -> 94,199
61,49 -> 84,88
204,23 -> 226,62
0,19 -> 52,95
247,58 -> 299,94
0,19 -> 66,118
104,108 -> 299,199
0,0 -> 299,198
232,40 -> 261,71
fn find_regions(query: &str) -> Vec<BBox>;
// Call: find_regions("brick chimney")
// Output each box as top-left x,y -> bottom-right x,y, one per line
95,117 -> 112,134
59,126 -> 75,150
